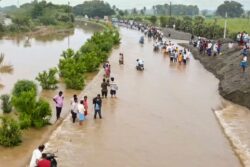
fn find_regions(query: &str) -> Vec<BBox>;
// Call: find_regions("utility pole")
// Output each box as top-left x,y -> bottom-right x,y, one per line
67,0 -> 70,49
223,12 -> 227,39
17,0 -> 20,8
169,1 -> 172,17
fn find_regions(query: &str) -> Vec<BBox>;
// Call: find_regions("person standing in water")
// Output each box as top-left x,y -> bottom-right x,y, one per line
93,94 -> 102,119
101,79 -> 109,98
71,96 -> 78,123
78,100 -> 85,125
119,53 -> 124,64
110,77 -> 118,98
53,91 -> 64,120
83,96 -> 88,116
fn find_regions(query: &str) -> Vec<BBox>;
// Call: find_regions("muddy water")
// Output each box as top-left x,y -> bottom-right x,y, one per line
45,28 -> 241,167
0,23 -> 102,167
215,100 -> 250,167
0,23 -> 102,94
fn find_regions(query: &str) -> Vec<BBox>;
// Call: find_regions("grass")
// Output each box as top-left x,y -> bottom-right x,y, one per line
205,17 -> 250,34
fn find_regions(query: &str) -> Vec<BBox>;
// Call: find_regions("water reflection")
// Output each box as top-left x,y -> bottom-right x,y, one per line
0,22 -> 102,94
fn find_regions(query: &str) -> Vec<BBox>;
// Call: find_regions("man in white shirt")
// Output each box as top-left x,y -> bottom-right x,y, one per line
29,145 -> 45,167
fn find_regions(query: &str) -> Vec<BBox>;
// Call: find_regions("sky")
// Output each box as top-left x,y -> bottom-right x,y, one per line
0,0 -> 249,10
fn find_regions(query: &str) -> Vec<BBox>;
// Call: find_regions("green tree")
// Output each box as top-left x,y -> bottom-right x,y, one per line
73,0 -> 115,18
36,68 -> 58,89
11,80 -> 51,129
0,94 -> 12,113
216,1 -> 244,17
0,53 -> 13,88
0,116 -> 22,147
159,16 -> 168,27
149,16 -> 157,25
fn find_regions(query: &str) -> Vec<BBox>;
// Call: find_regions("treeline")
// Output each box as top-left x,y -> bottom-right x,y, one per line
0,1 -> 74,34
58,26 -> 120,89
161,16 -> 224,39
152,4 -> 199,16
73,0 -> 115,18
35,23 -> 120,91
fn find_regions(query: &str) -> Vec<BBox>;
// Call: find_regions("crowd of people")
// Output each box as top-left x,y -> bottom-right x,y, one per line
237,32 -> 249,46
193,38 -> 222,56
30,19 -> 192,167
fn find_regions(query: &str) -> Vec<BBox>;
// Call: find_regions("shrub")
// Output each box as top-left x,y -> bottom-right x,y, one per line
0,94 -> 12,113
12,80 -> 52,129
12,80 -> 37,97
12,89 -> 36,114
0,116 -> 22,147
19,113 -> 32,129
36,68 -> 58,89
32,99 -> 52,128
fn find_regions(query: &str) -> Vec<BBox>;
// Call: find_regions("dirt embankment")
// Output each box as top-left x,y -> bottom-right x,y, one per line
162,28 -> 192,40
180,43 -> 250,109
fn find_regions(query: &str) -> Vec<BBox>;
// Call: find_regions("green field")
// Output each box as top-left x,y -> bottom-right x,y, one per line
206,18 -> 250,34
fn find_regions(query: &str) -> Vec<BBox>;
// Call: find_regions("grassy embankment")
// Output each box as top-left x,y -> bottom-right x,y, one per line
205,18 -> 250,34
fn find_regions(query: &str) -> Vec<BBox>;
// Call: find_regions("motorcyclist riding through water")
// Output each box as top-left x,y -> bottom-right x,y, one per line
136,59 -> 144,70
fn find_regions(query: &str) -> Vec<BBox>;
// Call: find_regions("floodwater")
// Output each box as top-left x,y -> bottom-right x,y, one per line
44,27 -> 242,167
0,22 -> 102,167
0,22 -> 102,94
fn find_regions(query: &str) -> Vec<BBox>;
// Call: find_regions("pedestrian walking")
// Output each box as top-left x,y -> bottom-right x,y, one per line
53,91 -> 64,120
93,94 -> 102,119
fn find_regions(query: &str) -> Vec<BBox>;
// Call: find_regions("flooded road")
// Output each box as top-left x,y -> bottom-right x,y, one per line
45,27 -> 241,167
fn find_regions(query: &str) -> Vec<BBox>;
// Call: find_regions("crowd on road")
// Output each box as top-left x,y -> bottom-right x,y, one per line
120,20 -> 191,66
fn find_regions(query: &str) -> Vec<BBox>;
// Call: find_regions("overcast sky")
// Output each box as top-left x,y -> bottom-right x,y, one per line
0,0 -> 249,10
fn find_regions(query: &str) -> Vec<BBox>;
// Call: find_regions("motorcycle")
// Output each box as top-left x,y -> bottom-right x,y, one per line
136,64 -> 144,71
45,153 -> 57,167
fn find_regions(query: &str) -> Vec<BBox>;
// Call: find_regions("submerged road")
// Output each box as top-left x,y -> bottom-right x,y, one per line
46,27 -> 241,167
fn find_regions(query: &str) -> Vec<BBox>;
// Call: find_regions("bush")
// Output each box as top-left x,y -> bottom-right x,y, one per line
32,99 -> 52,128
36,68 -> 58,89
12,80 -> 52,129
19,113 -> 32,129
12,80 -> 37,97
0,116 -> 22,147
58,28 -> 120,90
12,89 -> 36,114
0,94 -> 12,113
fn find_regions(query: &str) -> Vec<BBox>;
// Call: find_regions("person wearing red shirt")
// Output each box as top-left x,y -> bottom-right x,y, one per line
37,153 -> 51,167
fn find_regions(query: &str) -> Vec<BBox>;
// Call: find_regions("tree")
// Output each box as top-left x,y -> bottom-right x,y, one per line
216,1 -> 244,17
0,53 -> 13,88
73,0 -> 115,18
36,68 -> 58,89
159,16 -> 168,27
201,9 -> 208,16
0,94 -> 12,113
11,80 -> 52,129
149,16 -> 157,25
0,116 -> 22,147
132,8 -> 137,15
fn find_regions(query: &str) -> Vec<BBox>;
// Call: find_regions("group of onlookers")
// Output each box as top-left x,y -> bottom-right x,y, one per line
237,32 -> 249,46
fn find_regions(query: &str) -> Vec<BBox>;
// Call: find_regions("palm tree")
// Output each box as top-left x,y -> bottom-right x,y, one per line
0,53 -> 13,88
